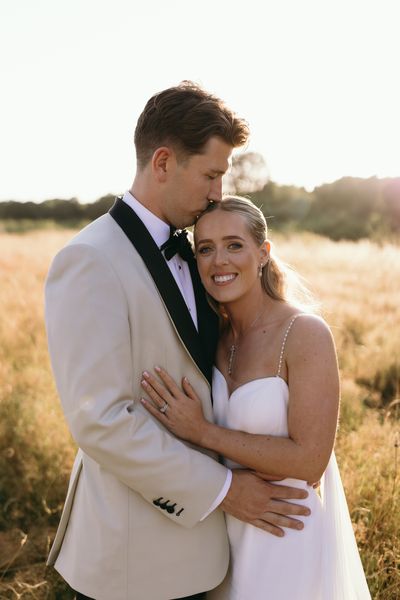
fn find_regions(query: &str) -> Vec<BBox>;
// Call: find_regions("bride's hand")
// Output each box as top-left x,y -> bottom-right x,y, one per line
140,366 -> 209,445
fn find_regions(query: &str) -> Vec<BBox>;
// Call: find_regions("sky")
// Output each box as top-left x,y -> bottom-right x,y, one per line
1,0 -> 399,202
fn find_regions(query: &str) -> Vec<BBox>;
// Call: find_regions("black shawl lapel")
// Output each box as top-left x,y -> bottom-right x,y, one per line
109,197 -> 215,384
186,256 -> 219,373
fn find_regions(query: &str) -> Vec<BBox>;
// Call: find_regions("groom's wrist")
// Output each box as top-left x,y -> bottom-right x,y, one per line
199,469 -> 232,521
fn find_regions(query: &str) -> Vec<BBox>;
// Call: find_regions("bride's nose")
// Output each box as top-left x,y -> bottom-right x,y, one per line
213,246 -> 229,266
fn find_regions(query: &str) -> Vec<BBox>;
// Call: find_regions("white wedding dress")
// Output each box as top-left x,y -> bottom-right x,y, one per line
208,317 -> 371,600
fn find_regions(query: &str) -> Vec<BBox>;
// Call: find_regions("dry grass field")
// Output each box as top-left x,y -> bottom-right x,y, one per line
0,228 -> 399,599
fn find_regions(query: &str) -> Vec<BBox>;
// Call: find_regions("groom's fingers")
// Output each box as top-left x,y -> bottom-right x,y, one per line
221,470 -> 313,535
265,482 -> 309,501
261,512 -> 304,532
252,519 -> 284,538
267,499 -> 309,517
253,471 -> 285,482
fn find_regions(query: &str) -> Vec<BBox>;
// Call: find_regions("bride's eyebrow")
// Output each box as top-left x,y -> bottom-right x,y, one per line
196,235 -> 245,244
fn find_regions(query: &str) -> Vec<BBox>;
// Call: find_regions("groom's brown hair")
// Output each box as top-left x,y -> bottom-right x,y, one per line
134,80 -> 249,168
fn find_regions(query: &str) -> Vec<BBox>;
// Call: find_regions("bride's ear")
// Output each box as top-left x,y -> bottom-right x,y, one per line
259,240 -> 270,265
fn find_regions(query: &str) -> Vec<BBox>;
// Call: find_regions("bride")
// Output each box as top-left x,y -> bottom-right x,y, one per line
141,195 -> 371,599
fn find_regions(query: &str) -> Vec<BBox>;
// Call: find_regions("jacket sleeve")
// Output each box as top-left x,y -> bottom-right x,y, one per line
45,242 -> 228,528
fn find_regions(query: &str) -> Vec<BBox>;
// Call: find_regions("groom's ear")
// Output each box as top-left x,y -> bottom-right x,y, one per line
152,147 -> 175,183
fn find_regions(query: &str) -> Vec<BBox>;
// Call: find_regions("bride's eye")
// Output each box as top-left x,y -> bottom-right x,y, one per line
228,242 -> 243,250
197,245 -> 212,255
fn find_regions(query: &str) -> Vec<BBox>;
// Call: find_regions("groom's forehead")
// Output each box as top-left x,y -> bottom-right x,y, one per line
190,138 -> 233,171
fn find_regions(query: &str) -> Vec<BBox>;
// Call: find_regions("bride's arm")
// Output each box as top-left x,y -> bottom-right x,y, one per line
141,316 -> 339,483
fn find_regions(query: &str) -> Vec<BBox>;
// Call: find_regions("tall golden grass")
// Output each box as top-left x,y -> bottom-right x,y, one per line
0,229 -> 398,599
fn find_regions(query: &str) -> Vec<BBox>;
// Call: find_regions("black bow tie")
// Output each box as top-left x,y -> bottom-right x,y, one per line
160,227 -> 194,262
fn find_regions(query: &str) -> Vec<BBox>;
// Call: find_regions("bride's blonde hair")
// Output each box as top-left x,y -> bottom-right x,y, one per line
194,195 -> 317,315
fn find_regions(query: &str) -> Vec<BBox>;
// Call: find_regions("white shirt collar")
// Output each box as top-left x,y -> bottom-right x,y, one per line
121,190 -> 171,247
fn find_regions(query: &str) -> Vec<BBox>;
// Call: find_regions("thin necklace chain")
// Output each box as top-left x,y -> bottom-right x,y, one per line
227,306 -> 266,376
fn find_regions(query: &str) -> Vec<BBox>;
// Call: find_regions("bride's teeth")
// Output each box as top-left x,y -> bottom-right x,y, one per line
214,274 -> 236,283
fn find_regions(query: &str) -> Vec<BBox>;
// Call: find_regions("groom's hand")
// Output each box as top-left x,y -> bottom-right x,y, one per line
220,469 -> 310,537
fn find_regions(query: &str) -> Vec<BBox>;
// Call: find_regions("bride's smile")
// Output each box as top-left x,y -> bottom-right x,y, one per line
212,273 -> 237,285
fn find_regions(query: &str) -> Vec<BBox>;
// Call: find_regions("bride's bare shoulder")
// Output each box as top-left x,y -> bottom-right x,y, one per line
285,313 -> 336,356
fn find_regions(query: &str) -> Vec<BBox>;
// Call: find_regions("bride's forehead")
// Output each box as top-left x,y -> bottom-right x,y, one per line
197,210 -> 247,232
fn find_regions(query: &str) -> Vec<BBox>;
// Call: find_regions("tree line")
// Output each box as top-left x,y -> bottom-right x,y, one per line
1,153 -> 399,240
250,175 -> 400,240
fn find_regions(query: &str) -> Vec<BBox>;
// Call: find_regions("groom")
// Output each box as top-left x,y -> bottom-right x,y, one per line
45,81 -> 310,600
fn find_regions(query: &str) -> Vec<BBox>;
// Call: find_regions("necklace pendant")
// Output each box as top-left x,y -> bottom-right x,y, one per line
228,344 -> 236,376
227,306 -> 266,378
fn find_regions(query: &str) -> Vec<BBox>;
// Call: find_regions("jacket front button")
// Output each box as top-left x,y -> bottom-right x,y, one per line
166,503 -> 177,514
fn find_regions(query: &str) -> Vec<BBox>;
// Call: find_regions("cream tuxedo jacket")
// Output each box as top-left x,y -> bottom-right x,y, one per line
45,199 -> 229,600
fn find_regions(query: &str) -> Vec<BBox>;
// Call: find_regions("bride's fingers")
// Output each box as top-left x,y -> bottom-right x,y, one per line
140,396 -> 169,424
141,372 -> 172,407
182,377 -> 200,401
154,366 -> 183,397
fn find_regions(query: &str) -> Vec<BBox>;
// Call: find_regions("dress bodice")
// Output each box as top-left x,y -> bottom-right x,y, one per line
213,369 -> 289,434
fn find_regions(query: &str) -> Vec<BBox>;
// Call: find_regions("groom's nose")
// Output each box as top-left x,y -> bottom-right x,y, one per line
207,177 -> 222,203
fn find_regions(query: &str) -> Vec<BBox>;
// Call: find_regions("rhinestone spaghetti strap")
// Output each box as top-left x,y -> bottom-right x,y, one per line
276,314 -> 304,377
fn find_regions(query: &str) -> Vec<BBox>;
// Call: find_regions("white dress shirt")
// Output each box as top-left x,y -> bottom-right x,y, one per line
122,191 -> 231,518
122,191 -> 198,327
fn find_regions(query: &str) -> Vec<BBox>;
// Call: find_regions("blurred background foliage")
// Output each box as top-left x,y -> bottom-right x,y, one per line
1,152 -> 400,241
